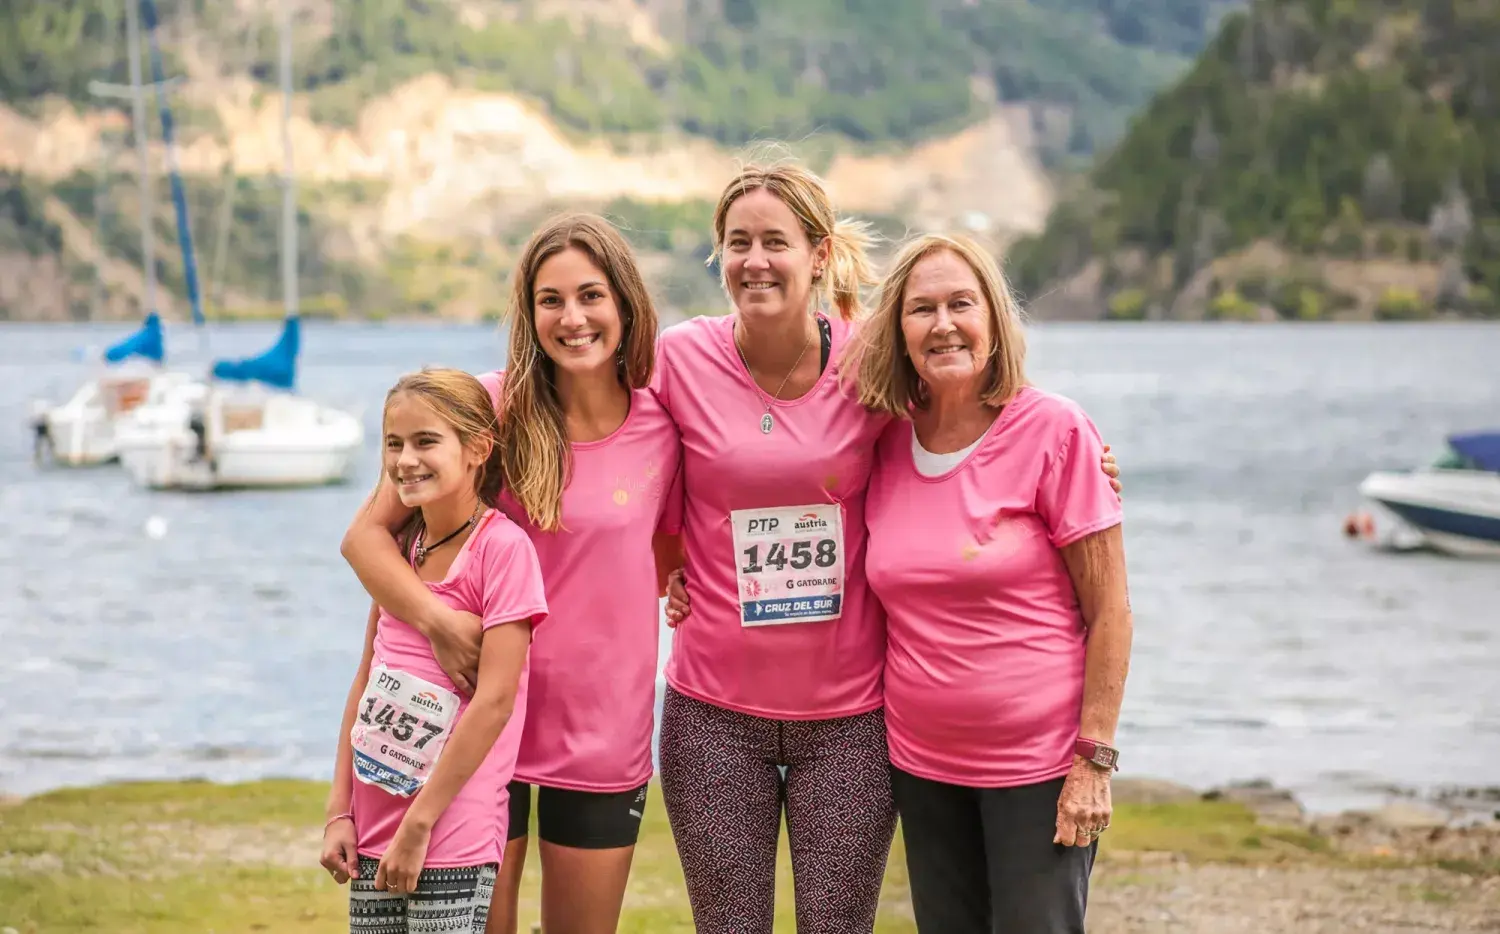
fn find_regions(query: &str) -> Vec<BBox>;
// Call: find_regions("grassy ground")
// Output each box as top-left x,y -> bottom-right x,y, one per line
0,779 -> 1487,933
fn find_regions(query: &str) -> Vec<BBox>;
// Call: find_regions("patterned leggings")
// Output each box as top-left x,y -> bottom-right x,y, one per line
658,686 -> 897,934
349,856 -> 496,933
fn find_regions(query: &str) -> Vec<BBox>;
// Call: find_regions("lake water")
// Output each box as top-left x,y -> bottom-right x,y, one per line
2,320 -> 1497,813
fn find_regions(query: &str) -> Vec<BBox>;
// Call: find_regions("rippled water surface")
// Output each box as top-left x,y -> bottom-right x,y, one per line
3,321 -> 1497,811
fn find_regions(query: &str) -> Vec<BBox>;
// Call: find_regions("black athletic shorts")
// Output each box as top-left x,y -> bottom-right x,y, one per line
506,780 -> 649,849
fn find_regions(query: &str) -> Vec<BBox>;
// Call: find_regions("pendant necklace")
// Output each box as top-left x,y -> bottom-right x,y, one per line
413,505 -> 482,567
734,320 -> 812,434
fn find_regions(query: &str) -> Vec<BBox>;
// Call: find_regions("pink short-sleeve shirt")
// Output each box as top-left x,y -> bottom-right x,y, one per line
653,314 -> 892,719
865,387 -> 1123,787
478,372 -> 684,792
353,510 -> 548,866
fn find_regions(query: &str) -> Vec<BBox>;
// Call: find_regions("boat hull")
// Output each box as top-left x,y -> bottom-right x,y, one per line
116,388 -> 364,491
1358,469 -> 1500,558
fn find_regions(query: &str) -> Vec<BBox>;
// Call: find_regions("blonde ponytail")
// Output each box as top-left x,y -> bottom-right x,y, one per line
822,217 -> 878,321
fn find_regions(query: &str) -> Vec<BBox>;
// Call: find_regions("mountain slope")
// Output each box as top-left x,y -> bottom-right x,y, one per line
1011,0 -> 1500,320
3,0 -> 1236,156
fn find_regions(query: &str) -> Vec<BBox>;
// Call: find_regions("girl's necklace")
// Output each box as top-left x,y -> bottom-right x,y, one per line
413,505 -> 482,567
734,320 -> 813,435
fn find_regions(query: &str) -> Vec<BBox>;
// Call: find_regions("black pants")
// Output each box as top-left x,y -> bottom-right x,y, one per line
891,767 -> 1094,934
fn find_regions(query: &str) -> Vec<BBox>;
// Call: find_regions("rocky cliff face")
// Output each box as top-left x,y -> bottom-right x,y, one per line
1,71 -> 1055,322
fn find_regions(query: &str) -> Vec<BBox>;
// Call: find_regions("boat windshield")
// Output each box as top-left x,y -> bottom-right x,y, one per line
1431,445 -> 1478,470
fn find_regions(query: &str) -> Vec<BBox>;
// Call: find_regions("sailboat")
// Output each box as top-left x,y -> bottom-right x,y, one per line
113,0 -> 363,490
29,314 -> 200,466
29,0 -> 204,468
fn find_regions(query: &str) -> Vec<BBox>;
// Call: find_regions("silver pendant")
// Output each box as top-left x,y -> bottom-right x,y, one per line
760,412 -> 774,434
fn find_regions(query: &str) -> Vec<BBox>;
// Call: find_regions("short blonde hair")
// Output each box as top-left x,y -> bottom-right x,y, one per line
846,233 -> 1028,416
709,158 -> 877,320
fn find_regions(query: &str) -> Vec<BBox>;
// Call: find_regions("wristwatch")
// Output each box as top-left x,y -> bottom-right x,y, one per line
1074,738 -> 1120,771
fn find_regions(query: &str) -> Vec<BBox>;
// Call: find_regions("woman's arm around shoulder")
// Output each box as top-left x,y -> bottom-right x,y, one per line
340,475 -> 483,694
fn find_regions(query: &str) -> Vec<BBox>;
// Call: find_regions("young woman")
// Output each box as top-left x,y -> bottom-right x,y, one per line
651,161 -> 897,933
340,214 -> 682,934
320,368 -> 548,934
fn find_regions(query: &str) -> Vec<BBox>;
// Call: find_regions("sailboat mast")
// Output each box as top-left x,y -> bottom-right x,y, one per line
279,0 -> 298,321
124,0 -> 158,320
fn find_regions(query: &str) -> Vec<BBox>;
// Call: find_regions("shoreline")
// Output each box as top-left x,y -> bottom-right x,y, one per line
2,777 -> 1495,934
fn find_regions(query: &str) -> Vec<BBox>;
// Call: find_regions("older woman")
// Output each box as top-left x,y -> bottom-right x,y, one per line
850,233 -> 1132,934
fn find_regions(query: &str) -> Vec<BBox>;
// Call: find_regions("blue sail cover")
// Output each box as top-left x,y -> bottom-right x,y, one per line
1449,432 -> 1500,472
211,317 -> 299,390
102,312 -> 165,364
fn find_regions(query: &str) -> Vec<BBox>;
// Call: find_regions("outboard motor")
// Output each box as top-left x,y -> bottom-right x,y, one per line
188,410 -> 209,462
30,407 -> 52,466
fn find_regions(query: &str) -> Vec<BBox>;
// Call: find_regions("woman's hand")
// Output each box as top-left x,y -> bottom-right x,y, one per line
1054,756 -> 1113,848
374,818 -> 433,896
428,609 -> 484,695
664,568 -> 692,627
1101,444 -> 1122,496
319,816 -> 359,885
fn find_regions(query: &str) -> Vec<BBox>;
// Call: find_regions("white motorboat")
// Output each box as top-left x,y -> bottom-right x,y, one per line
1357,432 -> 1500,558
114,318 -> 365,490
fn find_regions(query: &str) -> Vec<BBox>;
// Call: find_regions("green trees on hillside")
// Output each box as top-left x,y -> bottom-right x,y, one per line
4,0 -> 1232,152
1011,0 -> 1500,315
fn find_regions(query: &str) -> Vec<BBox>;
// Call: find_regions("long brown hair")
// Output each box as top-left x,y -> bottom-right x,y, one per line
845,234 -> 1029,416
497,213 -> 658,532
381,367 -> 505,552
709,158 -> 877,320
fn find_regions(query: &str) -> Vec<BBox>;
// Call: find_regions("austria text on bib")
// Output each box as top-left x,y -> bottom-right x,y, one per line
730,503 -> 844,626
351,665 -> 460,797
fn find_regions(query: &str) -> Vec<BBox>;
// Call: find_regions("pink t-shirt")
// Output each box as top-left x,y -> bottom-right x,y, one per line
478,372 -> 683,792
653,314 -> 892,719
353,509 -> 548,867
865,386 -> 1123,788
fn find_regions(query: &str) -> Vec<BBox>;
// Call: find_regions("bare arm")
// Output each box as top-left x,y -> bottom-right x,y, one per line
340,476 -> 481,692
1061,523 -> 1132,744
325,602 -> 380,822
401,621 -> 532,833
1053,523 -> 1132,846
319,603 -> 380,884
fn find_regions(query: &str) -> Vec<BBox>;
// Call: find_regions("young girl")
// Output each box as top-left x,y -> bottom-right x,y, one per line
320,368 -> 548,933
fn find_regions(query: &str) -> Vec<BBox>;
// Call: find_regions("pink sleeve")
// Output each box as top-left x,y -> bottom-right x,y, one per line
1035,404 -> 1123,548
479,531 -> 549,631
477,370 -> 504,413
657,461 -> 685,535
648,336 -> 673,416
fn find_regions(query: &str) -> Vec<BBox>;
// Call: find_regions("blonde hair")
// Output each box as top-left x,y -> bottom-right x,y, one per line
709,158 -> 877,320
846,233 -> 1029,416
497,213 -> 659,532
382,367 -> 505,551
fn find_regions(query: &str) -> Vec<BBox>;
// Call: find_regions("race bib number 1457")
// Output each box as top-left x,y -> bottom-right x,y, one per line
351,666 -> 460,797
730,503 -> 844,626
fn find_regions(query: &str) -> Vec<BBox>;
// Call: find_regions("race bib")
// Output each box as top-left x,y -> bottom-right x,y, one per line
730,503 -> 844,626
351,666 -> 461,797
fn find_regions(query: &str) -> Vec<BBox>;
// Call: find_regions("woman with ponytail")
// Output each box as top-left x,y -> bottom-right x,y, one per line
650,159 -> 897,933
342,214 -> 683,934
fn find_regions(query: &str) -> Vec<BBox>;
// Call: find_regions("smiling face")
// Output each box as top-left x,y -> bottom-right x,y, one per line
721,187 -> 828,324
532,246 -> 624,379
383,392 -> 485,510
900,249 -> 994,397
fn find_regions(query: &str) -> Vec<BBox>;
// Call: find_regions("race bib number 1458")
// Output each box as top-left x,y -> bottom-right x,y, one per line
730,503 -> 844,626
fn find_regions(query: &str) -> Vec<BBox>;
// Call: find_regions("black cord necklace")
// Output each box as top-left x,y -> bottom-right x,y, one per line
413,506 -> 481,567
